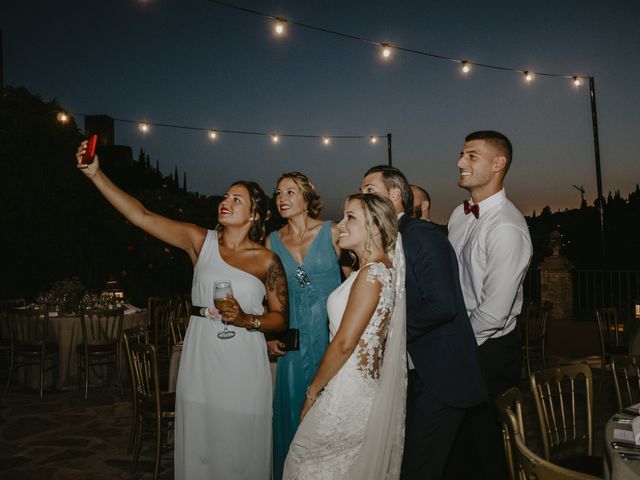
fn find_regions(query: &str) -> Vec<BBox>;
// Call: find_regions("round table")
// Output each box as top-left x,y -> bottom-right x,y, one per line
605,414 -> 640,480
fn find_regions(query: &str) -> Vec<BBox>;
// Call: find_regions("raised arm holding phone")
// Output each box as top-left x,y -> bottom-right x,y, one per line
75,140 -> 288,480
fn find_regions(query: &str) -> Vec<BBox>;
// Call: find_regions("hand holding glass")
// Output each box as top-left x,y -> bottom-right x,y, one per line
214,281 -> 235,339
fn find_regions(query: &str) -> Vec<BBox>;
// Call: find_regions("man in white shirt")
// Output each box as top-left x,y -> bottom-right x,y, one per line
445,131 -> 532,480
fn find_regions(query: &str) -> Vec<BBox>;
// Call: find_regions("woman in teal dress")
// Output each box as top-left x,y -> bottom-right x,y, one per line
266,172 -> 346,480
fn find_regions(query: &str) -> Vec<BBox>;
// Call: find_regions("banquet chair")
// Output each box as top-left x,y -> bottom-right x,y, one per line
174,294 -> 191,322
519,302 -> 552,377
496,387 -> 527,480
5,308 -> 58,398
169,315 -> 189,345
611,354 -> 640,411
129,342 -> 175,480
170,294 -> 191,345
147,297 -> 175,362
76,307 -> 124,399
0,299 -> 25,375
596,307 -> 627,392
530,364 -> 602,477
496,387 -> 597,480
123,325 -> 150,455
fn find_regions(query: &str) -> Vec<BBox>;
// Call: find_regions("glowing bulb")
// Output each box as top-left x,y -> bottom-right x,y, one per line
370,136 -> 378,144
139,123 -> 150,133
322,136 -> 330,145
208,130 -> 218,140
57,112 -> 69,123
274,20 -> 285,35
381,44 -> 392,59
461,61 -> 471,73
524,71 -> 534,82
271,134 -> 280,143
573,76 -> 582,87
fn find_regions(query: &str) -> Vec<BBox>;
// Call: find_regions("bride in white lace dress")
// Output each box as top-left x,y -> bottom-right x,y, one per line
283,193 -> 407,480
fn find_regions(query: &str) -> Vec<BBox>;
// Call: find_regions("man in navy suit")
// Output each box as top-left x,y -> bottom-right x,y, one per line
361,166 -> 487,480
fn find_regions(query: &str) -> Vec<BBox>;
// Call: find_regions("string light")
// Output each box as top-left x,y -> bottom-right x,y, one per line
274,19 -> 285,35
70,111 -> 387,147
523,71 -> 534,82
57,112 -> 70,124
573,76 -> 582,87
206,0 -> 590,84
381,44 -> 392,59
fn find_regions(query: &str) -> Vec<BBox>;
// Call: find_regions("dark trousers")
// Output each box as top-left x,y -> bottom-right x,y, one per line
444,328 -> 521,480
401,370 -> 465,480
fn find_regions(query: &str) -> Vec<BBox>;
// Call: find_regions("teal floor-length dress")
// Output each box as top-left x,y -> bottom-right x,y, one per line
269,221 -> 342,480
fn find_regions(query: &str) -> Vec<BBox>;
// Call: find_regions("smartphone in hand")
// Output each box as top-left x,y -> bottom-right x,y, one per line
81,134 -> 98,165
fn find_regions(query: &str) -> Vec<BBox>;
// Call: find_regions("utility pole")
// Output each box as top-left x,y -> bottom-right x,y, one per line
386,133 -> 392,166
1,30 -> 4,91
588,76 -> 606,267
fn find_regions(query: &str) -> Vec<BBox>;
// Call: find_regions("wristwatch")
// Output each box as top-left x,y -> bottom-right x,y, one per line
248,315 -> 261,331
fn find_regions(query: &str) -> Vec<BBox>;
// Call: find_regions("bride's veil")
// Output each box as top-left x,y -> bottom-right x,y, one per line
348,235 -> 407,479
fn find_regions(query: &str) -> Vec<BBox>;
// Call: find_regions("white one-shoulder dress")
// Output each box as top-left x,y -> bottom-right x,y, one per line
175,230 -> 272,480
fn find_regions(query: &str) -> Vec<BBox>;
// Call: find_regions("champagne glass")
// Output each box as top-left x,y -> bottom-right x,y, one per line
214,280 -> 235,339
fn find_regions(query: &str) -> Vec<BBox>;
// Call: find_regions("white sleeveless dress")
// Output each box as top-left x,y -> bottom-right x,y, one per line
175,230 -> 272,480
283,262 -> 396,479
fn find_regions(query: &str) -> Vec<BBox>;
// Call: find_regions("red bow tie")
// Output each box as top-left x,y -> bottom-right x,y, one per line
464,200 -> 480,219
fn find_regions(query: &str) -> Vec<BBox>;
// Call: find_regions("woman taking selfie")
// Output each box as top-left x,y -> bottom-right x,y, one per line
75,141 -> 288,480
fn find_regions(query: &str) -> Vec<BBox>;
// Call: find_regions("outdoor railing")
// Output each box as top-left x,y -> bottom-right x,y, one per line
573,269 -> 640,321
523,268 -> 640,321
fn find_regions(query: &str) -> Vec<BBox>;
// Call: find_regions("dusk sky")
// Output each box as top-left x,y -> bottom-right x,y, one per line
3,0 -> 639,223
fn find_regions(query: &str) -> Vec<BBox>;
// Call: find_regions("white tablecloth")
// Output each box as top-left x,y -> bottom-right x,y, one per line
5,309 -> 148,390
605,415 -> 640,480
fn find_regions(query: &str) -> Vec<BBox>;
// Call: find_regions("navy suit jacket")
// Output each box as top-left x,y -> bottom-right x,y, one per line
400,215 -> 487,408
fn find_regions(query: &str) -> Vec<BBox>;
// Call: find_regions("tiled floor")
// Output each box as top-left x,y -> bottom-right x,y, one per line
0,318 -> 617,479
0,386 -> 173,480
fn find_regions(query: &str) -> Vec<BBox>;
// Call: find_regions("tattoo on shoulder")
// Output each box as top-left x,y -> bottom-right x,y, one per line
267,255 -> 289,311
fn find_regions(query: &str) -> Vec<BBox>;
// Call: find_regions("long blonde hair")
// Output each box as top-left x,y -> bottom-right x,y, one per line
347,193 -> 398,262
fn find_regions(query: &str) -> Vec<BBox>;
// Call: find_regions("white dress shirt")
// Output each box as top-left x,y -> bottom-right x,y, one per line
448,189 -> 532,346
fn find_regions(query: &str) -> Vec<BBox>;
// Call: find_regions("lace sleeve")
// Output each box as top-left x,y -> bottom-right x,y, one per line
355,263 -> 394,380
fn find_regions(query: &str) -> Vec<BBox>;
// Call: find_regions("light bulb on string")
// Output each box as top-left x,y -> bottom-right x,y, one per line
139,123 -> 150,133
274,19 -> 285,35
370,136 -> 378,144
381,44 -> 392,59
56,112 -> 70,124
572,76 -> 582,87
208,130 -> 218,140
523,71 -> 534,82
461,61 -> 471,74
271,134 -> 280,144
322,136 -> 330,145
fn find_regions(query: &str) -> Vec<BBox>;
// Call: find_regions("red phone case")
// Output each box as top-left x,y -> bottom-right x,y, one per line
81,134 -> 98,164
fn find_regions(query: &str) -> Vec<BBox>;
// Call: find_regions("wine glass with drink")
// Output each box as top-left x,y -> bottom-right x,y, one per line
214,280 -> 235,339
